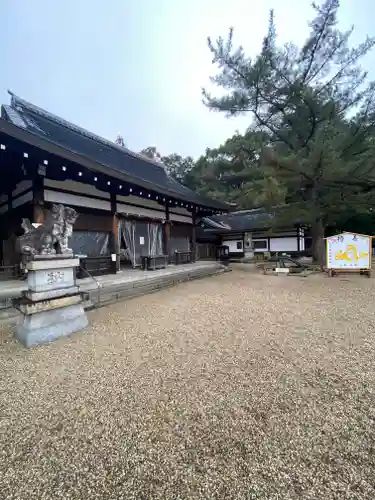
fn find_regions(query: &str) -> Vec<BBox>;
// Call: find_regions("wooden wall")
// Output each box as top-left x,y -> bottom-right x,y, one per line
73,211 -> 112,233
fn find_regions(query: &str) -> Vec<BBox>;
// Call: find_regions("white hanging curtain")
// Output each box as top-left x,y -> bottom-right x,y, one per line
148,223 -> 156,256
119,219 -> 136,267
148,222 -> 163,256
157,225 -> 163,255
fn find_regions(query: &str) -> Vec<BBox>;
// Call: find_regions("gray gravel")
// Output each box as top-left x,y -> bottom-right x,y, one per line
1,269 -> 375,499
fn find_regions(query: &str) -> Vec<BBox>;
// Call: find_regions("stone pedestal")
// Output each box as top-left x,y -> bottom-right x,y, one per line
244,250 -> 254,259
13,255 -> 88,347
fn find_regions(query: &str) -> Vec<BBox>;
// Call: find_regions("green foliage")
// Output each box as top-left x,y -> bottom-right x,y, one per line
187,130 -> 286,208
135,1 -> 375,264
161,153 -> 195,184
201,0 -> 375,262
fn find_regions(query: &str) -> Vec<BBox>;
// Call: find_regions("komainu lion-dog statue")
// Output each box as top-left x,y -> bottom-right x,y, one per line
17,204 -> 78,256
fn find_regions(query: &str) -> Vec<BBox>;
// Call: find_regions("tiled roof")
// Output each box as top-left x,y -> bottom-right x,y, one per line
201,209 -> 275,232
1,92 -> 227,210
201,207 -> 304,232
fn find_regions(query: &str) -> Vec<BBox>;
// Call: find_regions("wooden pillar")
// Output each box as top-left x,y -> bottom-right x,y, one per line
110,192 -> 120,273
33,204 -> 45,224
5,193 -> 14,267
0,213 -> 4,265
164,205 -> 171,259
7,191 -> 12,212
191,207 -> 197,261
32,176 -> 45,224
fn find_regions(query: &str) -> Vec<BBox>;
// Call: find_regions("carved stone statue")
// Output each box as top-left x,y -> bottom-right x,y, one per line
17,204 -> 79,256
59,206 -> 78,254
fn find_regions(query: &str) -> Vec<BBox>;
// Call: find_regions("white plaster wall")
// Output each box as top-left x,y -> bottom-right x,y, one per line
117,201 -> 192,223
118,195 -> 191,220
13,190 -> 33,208
44,189 -> 111,211
169,213 -> 192,224
225,240 -> 244,253
170,206 -> 191,217
117,202 -> 164,220
43,189 -> 193,223
269,237 -> 298,252
44,179 -> 110,199
12,180 -> 32,197
117,194 -> 161,209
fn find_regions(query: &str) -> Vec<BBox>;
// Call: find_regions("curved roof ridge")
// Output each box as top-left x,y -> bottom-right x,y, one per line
201,217 -> 231,230
2,104 -> 27,129
229,208 -> 265,215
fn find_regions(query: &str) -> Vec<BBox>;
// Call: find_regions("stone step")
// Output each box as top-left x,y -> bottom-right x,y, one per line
83,266 -> 225,310
0,265 -> 225,324
0,308 -> 19,325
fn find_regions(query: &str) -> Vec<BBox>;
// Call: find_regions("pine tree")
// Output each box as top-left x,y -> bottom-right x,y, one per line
203,0 -> 375,263
161,153 -> 195,183
190,130 -> 286,208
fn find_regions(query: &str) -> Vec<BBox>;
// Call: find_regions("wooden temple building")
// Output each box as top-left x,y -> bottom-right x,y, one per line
0,92 -> 228,278
198,209 -> 310,259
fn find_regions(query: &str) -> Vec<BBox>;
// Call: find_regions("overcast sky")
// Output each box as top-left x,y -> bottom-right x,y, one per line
1,0 -> 374,158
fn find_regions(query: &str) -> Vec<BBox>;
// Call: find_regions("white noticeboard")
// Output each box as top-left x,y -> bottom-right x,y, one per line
139,236 -> 145,245
326,232 -> 371,270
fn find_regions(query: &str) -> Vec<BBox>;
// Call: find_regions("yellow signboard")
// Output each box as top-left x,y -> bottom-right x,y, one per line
326,232 -> 372,270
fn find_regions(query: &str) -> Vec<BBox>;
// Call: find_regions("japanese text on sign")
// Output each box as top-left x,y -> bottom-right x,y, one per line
326,233 -> 371,270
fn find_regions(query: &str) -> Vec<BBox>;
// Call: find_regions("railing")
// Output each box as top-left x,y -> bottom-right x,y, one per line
141,255 -> 168,271
0,264 -> 22,281
196,243 -> 216,261
78,256 -> 113,277
76,263 -> 102,307
174,251 -> 193,265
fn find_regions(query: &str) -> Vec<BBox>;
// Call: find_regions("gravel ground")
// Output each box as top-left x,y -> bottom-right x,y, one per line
1,269 -> 375,499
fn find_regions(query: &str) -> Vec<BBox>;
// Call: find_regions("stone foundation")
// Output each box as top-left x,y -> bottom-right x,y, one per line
13,255 -> 88,347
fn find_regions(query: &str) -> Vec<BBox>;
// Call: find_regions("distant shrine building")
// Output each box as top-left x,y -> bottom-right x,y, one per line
0,92 -> 228,277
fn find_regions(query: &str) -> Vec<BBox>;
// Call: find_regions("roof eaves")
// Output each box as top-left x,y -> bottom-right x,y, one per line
201,217 -> 231,230
6,92 -> 229,211
8,91 -> 170,171
0,116 -> 228,210
168,177 -> 229,210
2,104 -> 27,129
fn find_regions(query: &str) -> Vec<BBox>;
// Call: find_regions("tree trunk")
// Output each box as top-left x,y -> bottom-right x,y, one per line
311,218 -> 325,265
309,174 -> 325,265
